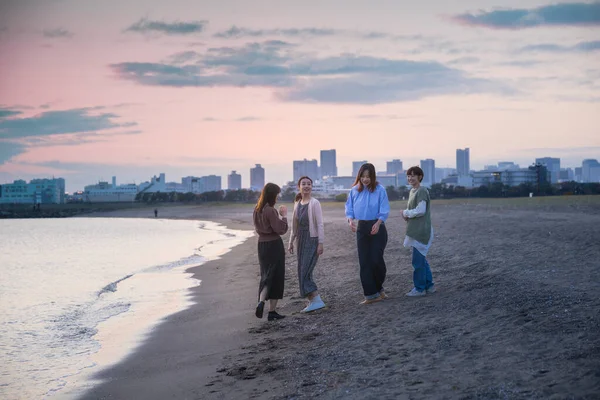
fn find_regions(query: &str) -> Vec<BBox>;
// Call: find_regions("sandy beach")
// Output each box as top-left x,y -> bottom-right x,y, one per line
80,197 -> 600,399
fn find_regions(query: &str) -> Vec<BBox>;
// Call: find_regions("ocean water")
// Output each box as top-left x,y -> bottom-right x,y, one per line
0,217 -> 253,399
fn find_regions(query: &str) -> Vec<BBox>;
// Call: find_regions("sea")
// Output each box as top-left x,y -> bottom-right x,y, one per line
0,217 -> 253,399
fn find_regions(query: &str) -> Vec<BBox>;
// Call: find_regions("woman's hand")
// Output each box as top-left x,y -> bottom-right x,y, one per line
348,219 -> 356,232
371,221 -> 381,235
278,205 -> 288,217
288,243 -> 294,254
317,243 -> 324,255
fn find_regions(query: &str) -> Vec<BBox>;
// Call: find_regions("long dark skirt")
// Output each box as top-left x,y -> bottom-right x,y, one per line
257,238 -> 286,301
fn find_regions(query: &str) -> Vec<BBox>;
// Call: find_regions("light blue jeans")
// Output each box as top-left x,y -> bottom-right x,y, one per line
412,247 -> 433,292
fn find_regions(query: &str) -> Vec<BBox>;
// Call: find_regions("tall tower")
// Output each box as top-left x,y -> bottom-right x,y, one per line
456,148 -> 470,176
320,149 -> 337,178
250,164 -> 265,191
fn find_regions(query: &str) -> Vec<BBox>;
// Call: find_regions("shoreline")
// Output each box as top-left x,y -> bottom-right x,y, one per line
79,205 -> 270,399
79,199 -> 599,399
59,211 -> 256,399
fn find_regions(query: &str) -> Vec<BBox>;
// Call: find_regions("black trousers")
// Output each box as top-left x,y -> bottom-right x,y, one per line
257,238 -> 285,301
356,220 -> 388,297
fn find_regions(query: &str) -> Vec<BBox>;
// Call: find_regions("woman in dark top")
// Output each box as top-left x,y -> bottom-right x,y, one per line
252,183 -> 288,321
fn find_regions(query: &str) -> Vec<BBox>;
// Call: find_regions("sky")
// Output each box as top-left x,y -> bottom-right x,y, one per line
0,0 -> 599,192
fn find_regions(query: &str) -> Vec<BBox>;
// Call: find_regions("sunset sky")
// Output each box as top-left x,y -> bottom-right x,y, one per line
1,0 -> 599,192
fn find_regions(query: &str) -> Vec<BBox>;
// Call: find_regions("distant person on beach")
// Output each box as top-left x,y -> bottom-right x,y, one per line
154,209 -> 158,218
345,163 -> 390,304
253,183 -> 288,321
288,176 -> 326,313
402,166 -> 435,297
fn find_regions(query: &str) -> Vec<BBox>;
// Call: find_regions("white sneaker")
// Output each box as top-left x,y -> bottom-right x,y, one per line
301,296 -> 326,313
426,286 -> 436,294
406,288 -> 426,297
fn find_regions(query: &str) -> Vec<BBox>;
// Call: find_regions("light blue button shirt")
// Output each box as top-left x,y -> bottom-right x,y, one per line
345,184 -> 390,222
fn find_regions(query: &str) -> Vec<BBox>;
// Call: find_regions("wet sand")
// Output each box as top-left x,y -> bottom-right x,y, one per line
81,197 -> 600,399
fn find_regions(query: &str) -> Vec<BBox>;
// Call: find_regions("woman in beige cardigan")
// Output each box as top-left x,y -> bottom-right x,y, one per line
288,176 -> 326,313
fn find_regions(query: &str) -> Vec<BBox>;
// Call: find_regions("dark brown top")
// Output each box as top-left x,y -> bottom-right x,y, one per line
253,205 -> 288,242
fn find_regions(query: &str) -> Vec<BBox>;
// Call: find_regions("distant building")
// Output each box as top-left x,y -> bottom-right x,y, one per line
498,161 -> 520,170
182,176 -> 201,193
330,176 -> 356,189
320,149 -> 337,178
396,173 -> 408,187
0,178 -> 66,204
84,177 -> 138,202
420,159 -> 435,187
250,164 -> 265,191
535,157 -> 560,184
582,159 -> 600,183
472,165 -> 548,187
352,161 -> 368,178
386,159 -> 403,175
139,173 -> 166,193
378,175 -> 397,188
575,167 -> 583,182
435,167 -> 456,183
456,148 -> 470,176
293,159 -> 319,182
200,175 -> 222,193
227,171 -> 242,190
559,168 -> 574,182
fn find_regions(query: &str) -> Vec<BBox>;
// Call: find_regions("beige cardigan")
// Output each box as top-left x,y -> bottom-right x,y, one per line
289,197 -> 325,245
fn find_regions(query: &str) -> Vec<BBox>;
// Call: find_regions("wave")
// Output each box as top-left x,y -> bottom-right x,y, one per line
98,274 -> 134,296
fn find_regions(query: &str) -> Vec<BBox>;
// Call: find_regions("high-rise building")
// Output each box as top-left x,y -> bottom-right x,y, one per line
227,171 -> 242,190
420,159 -> 436,187
575,167 -> 583,182
386,159 -> 403,175
320,149 -> 337,178
535,157 -> 560,184
582,159 -> 600,183
352,161 -> 368,178
250,164 -> 265,191
293,159 -> 319,182
456,148 -> 470,176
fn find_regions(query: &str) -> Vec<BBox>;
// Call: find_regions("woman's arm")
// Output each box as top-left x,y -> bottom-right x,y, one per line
314,200 -> 324,244
267,207 -> 288,235
403,200 -> 426,218
376,186 -> 390,222
288,201 -> 298,246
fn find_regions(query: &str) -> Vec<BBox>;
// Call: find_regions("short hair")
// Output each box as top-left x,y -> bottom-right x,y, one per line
406,166 -> 424,182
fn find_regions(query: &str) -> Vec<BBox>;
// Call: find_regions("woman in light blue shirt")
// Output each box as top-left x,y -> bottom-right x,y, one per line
345,163 -> 390,304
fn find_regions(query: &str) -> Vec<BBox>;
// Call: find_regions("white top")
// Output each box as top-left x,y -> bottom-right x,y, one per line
402,200 -> 433,256
289,197 -> 325,245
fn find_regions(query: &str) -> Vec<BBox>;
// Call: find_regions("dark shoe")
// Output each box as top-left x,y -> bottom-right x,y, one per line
267,311 -> 285,321
255,301 -> 265,318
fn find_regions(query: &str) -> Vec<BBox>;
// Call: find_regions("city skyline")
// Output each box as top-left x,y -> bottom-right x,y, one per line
1,1 -> 599,192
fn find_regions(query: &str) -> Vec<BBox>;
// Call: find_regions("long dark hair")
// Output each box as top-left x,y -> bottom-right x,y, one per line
255,183 -> 280,212
294,176 -> 313,202
352,163 -> 378,192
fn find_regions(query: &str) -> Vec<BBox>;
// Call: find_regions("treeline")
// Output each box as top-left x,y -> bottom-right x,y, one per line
135,189 -> 261,203
134,182 -> 600,204
136,186 -> 302,204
